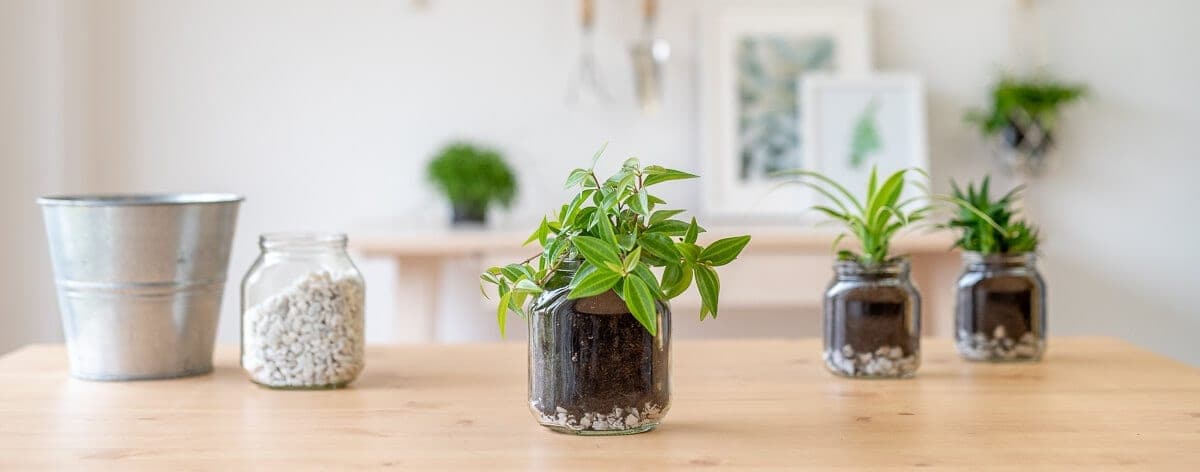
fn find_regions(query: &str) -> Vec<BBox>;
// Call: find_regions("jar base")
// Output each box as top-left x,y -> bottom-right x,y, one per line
823,347 -> 919,379
541,422 -> 658,436
249,379 -> 354,390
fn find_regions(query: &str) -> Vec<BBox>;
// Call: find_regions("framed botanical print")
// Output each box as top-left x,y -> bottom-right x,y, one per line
802,74 -> 929,197
700,1 -> 872,219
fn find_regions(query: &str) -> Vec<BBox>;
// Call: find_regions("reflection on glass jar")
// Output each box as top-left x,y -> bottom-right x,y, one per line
823,259 -> 921,379
528,262 -> 671,435
955,252 -> 1046,362
241,233 -> 365,389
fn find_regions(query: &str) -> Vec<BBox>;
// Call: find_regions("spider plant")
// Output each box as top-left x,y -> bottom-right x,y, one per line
943,176 -> 1039,254
778,166 -> 931,266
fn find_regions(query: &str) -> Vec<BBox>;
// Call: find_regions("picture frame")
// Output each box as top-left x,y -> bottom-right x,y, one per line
699,0 -> 872,220
801,74 -> 929,197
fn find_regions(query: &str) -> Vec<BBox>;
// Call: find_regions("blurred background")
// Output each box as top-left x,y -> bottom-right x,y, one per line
2,0 -> 1197,364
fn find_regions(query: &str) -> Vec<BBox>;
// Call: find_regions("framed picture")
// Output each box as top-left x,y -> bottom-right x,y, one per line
802,74 -> 928,198
700,1 -> 872,219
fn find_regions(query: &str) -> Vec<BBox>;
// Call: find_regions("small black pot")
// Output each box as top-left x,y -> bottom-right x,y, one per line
450,204 -> 487,226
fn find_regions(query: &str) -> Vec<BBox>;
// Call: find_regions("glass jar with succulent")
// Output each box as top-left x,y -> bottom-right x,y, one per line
426,142 -> 517,225
781,167 -> 930,379
965,74 -> 1087,176
481,144 -> 751,435
943,177 -> 1046,362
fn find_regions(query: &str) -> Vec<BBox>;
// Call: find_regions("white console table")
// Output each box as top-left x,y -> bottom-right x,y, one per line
354,228 -> 960,342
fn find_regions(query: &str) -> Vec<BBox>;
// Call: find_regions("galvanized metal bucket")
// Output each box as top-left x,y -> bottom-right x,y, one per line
38,194 -> 242,380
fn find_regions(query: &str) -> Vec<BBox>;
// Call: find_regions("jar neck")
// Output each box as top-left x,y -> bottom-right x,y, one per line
259,232 -> 348,256
834,259 -> 910,281
962,251 -> 1035,270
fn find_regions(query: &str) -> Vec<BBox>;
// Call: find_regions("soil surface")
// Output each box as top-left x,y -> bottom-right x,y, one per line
529,290 -> 669,421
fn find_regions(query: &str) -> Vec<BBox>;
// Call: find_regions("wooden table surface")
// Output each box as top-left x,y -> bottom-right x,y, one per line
0,338 -> 1197,470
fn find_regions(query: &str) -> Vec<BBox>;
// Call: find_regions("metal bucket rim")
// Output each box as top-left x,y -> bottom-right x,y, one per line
37,193 -> 244,207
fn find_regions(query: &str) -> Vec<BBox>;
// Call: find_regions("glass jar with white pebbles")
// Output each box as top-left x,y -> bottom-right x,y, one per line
241,233 -> 365,389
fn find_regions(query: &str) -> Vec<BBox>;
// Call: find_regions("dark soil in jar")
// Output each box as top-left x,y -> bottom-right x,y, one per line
529,290 -> 669,422
826,285 -> 918,355
957,275 -> 1036,339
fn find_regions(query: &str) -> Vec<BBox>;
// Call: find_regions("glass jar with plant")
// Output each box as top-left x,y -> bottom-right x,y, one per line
965,74 -> 1087,176
426,142 -> 517,225
780,167 -> 930,379
481,144 -> 751,435
942,177 -> 1046,362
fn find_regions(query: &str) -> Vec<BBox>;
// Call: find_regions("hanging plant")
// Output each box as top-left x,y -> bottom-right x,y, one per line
965,74 -> 1087,175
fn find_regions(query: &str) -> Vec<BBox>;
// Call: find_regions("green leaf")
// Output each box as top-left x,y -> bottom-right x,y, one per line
684,217 -> 700,244
599,187 -> 622,212
699,235 -> 752,266
628,188 -> 650,217
590,142 -> 608,169
573,235 -> 621,269
594,211 -> 617,245
567,267 -> 622,299
623,275 -> 659,335
694,264 -> 720,320
622,247 -> 642,273
645,219 -> 691,236
661,262 -> 693,299
675,242 -> 701,264
564,168 -> 589,188
648,209 -> 685,225
638,233 -> 681,263
500,264 -> 526,281
631,263 -> 663,299
496,291 -> 512,337
643,168 -> 699,186
513,279 -> 543,295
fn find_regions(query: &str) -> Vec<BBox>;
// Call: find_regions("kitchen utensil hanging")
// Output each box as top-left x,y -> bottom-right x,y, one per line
568,0 -> 612,105
630,0 -> 670,114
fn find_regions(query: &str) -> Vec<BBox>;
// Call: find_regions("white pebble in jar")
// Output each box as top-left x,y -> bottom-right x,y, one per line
242,271 -> 365,388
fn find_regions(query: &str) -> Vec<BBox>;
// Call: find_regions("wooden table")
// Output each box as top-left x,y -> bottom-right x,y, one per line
1,338 -> 1197,470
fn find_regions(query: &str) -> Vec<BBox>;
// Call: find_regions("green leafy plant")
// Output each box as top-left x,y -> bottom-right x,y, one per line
427,142 -> 517,222
965,74 -> 1087,139
943,176 -> 1039,254
480,144 -> 751,336
777,166 -> 931,266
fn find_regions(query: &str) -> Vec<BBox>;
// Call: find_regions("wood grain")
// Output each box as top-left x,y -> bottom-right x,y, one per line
0,338 -> 1197,470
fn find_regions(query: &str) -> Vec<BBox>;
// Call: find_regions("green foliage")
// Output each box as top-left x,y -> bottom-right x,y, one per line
481,145 -> 752,336
942,176 -> 1040,254
426,142 -> 517,217
965,74 -> 1087,137
777,166 -> 931,266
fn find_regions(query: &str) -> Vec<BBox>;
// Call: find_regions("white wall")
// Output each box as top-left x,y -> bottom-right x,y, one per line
2,0 -> 1197,364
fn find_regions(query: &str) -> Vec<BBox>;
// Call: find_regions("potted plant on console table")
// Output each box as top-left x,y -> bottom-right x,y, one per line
481,144 -> 751,435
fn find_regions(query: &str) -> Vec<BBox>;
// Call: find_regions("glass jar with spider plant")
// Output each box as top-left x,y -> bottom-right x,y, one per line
943,177 -> 1046,362
481,144 -> 751,435
781,167 -> 930,379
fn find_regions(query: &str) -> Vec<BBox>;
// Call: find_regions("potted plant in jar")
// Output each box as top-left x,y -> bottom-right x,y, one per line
779,167 -> 931,379
481,144 -> 751,435
426,142 -> 517,225
965,74 -> 1087,176
942,177 -> 1046,362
